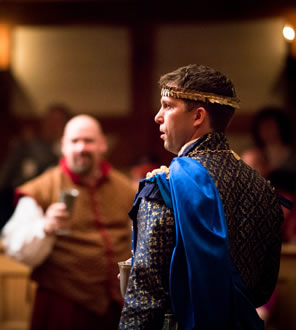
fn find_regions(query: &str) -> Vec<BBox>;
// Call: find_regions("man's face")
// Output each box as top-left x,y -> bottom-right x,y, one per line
62,118 -> 107,176
155,96 -> 197,155
259,118 -> 281,145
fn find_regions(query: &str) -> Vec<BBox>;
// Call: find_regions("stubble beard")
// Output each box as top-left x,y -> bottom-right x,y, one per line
71,153 -> 94,176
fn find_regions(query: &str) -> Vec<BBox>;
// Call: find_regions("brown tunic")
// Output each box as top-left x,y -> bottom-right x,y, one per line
18,162 -> 136,316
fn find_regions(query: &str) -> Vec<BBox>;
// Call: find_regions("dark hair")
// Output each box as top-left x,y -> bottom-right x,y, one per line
45,103 -> 72,121
252,107 -> 294,148
159,64 -> 237,131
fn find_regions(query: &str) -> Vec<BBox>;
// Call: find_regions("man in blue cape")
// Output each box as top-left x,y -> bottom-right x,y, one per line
119,64 -> 283,329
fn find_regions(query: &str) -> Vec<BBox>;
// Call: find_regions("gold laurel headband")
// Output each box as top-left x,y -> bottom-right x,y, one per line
161,86 -> 240,109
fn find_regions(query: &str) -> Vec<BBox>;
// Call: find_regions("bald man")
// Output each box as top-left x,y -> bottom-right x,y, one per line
1,115 -> 136,330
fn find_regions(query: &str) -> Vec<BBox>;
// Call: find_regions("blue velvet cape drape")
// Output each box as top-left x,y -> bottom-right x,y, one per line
143,157 -> 264,330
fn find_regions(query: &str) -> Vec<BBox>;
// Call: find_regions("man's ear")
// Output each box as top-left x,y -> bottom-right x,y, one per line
61,136 -> 65,155
193,106 -> 207,127
99,135 -> 108,154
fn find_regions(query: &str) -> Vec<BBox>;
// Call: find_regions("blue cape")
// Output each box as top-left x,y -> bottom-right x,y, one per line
146,157 -> 263,330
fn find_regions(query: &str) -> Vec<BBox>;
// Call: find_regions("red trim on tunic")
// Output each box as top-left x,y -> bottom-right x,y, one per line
89,185 -> 118,303
59,157 -> 111,187
60,157 -> 117,302
14,189 -> 28,206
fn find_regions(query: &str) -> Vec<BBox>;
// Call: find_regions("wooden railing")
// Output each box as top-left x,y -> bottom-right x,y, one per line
0,253 -> 35,330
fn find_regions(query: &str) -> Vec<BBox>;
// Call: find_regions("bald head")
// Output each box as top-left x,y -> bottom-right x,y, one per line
64,115 -> 103,138
62,115 -> 107,178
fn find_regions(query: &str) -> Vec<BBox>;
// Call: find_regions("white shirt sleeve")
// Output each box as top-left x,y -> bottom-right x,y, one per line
1,196 -> 56,268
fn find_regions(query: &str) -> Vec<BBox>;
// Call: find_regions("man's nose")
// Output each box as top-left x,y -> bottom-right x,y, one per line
154,109 -> 163,124
76,141 -> 87,152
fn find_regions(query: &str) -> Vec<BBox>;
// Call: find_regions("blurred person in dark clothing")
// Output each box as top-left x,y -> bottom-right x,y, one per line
0,103 -> 72,189
242,107 -> 296,242
251,107 -> 296,179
